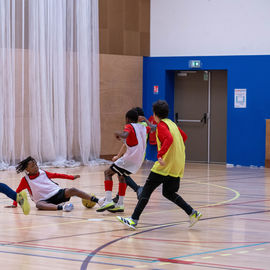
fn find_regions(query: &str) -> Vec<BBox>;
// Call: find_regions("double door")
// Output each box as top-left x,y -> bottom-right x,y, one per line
174,70 -> 227,163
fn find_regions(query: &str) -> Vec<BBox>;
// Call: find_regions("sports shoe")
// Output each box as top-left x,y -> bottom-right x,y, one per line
96,201 -> 115,212
63,203 -> 74,212
189,210 -> 202,227
112,194 -> 119,204
116,216 -> 137,230
17,190 -> 30,215
108,204 -> 124,213
136,186 -> 143,200
98,197 -> 106,206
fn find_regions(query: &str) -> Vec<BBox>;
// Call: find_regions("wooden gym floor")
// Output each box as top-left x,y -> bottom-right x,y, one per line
0,162 -> 269,270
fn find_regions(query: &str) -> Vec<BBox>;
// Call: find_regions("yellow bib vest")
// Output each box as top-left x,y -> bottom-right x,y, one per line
151,118 -> 185,178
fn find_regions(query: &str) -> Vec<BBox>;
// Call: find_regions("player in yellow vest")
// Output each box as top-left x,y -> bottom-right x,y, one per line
117,100 -> 202,229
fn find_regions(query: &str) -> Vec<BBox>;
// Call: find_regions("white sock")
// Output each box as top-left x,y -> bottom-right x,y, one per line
105,191 -> 112,202
118,196 -> 124,205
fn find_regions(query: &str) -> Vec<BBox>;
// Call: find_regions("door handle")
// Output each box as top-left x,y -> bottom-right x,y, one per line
201,113 -> 208,124
176,112 -> 208,124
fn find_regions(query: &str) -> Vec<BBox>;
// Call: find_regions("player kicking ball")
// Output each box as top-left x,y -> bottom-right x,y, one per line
117,100 -> 202,229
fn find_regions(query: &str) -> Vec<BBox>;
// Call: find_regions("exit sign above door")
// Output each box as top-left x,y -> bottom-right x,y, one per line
189,60 -> 201,68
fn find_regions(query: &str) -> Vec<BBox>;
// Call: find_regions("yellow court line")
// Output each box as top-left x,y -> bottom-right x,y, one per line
140,179 -> 240,217
185,179 -> 241,208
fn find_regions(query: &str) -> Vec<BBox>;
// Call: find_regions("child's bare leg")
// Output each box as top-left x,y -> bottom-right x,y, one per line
65,188 -> 95,201
104,167 -> 115,180
36,201 -> 58,210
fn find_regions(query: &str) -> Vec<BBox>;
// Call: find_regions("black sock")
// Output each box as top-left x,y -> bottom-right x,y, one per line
91,196 -> 99,203
57,205 -> 63,210
125,176 -> 139,192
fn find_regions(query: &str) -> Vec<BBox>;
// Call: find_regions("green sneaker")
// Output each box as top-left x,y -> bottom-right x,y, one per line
17,190 -> 30,215
189,210 -> 202,227
108,204 -> 124,213
96,201 -> 115,212
116,216 -> 137,230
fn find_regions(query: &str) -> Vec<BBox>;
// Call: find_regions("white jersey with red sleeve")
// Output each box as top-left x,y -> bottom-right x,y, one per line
24,169 -> 61,203
115,123 -> 147,174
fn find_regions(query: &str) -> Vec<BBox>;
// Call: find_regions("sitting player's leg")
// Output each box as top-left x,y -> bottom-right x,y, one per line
36,200 -> 74,212
0,183 -> 30,215
0,182 -> 17,201
37,189 -> 73,212
64,187 -> 99,203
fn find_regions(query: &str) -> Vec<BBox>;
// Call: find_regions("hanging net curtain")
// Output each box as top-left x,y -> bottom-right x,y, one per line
0,0 -> 101,169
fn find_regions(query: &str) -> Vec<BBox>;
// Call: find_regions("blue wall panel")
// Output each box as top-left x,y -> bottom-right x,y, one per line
143,55 -> 270,166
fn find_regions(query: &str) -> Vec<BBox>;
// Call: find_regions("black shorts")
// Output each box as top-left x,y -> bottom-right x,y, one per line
43,189 -> 70,205
110,164 -> 131,177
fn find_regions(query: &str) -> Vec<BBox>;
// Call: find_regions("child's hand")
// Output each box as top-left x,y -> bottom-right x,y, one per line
112,155 -> 119,162
158,158 -> 166,166
114,133 -> 121,140
73,175 -> 80,179
138,116 -> 146,122
5,205 -> 17,208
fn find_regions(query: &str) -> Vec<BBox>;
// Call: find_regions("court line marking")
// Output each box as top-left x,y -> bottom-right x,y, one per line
185,179 -> 240,208
80,209 -> 270,269
168,242 -> 269,260
0,249 -> 135,268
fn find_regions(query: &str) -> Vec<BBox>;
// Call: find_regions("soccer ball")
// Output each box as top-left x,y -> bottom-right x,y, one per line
82,195 -> 96,208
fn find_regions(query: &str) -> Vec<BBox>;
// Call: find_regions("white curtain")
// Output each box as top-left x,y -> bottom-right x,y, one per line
0,0 -> 100,169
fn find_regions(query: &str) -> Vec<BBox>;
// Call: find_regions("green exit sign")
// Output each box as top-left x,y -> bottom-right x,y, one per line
189,60 -> 201,68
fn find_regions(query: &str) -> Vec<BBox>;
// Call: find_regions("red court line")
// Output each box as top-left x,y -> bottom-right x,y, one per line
2,240 -> 267,270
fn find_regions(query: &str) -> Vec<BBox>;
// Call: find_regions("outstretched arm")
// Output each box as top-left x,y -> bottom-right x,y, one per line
138,116 -> 156,132
45,171 -> 80,180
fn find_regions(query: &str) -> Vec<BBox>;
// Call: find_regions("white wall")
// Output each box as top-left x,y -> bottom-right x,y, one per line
151,0 -> 270,56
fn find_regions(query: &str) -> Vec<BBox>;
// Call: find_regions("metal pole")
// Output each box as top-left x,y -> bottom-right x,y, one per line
207,71 -> 211,163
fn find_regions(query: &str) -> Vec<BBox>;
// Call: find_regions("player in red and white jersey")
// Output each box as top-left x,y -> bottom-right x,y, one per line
11,156 -> 100,212
97,109 -> 150,213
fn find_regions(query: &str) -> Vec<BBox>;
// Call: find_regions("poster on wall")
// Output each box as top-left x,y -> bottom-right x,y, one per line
234,89 -> 247,108
153,85 -> 159,95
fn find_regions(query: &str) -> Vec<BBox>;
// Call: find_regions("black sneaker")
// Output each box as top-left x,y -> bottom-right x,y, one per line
112,194 -> 119,203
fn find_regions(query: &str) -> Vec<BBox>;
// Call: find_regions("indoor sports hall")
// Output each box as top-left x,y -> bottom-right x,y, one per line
0,1 -> 269,269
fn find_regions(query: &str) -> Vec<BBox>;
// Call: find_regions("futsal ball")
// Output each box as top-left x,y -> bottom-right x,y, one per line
82,195 -> 96,208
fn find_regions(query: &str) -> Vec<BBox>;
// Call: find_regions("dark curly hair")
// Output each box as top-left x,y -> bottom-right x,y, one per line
126,109 -> 138,123
132,107 -> 144,116
16,156 -> 36,174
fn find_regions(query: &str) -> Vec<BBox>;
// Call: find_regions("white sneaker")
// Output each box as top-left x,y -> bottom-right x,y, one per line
63,203 -> 74,212
98,197 -> 106,206
96,200 -> 114,212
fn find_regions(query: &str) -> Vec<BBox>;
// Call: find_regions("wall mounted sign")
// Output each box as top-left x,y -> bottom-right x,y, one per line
234,88 -> 247,108
153,85 -> 159,95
